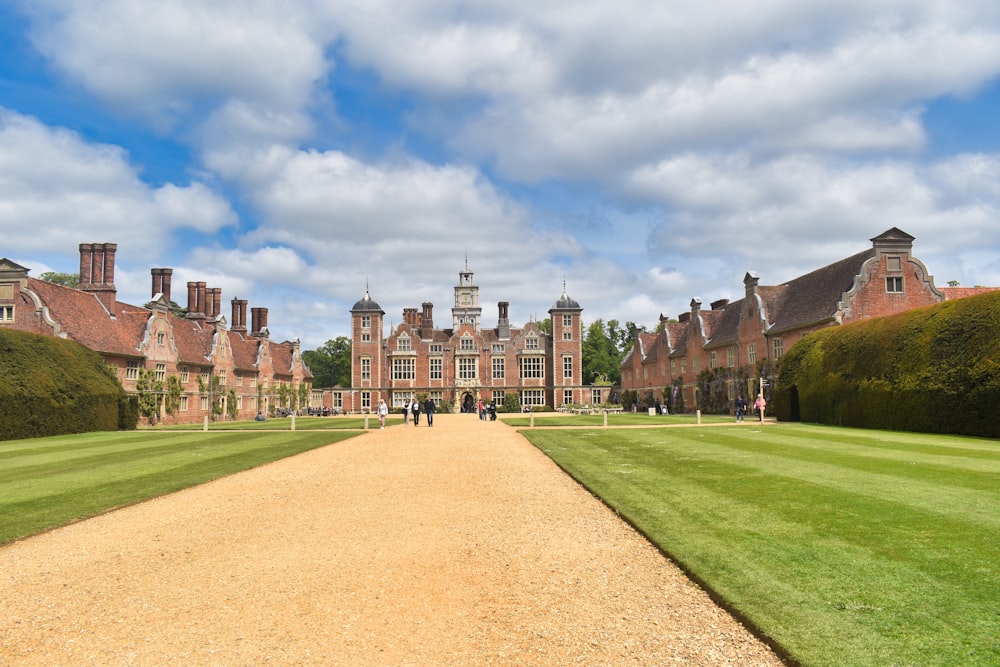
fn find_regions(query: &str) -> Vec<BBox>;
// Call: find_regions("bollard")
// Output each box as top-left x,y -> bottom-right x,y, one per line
530,412 -> 535,428
696,409 -> 702,425
603,411 -> 608,427
364,414 -> 369,430
291,414 -> 296,431
203,416 -> 208,432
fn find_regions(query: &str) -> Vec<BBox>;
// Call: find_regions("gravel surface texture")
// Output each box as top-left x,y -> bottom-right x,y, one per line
1,415 -> 783,666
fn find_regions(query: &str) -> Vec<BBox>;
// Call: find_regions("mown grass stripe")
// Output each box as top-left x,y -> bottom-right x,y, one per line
524,423 -> 1000,666
0,430 -> 358,545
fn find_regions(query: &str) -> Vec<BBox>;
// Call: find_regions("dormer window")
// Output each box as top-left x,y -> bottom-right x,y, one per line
460,336 -> 475,351
526,335 -> 539,350
397,335 -> 411,351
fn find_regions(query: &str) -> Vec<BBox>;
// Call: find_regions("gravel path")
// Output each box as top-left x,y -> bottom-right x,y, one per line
0,415 -> 783,666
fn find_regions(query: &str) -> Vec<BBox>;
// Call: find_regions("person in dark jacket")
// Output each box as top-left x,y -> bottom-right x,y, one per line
424,397 -> 435,427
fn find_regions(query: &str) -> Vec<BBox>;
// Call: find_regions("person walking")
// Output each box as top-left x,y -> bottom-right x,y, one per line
402,398 -> 411,427
377,398 -> 388,429
424,397 -> 435,427
754,395 -> 767,422
411,397 -> 421,426
734,396 -> 747,423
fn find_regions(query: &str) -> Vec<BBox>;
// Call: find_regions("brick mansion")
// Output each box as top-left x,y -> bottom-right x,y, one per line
2,228 -> 995,423
346,260 -> 593,414
621,228 -> 998,410
1,243 -> 311,424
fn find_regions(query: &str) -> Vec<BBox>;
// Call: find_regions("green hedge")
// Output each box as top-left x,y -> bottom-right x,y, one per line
774,290 -> 1000,437
0,328 -> 136,440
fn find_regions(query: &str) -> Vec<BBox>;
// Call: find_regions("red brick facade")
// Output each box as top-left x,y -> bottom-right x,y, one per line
0,244 -> 312,425
621,228 -> 998,412
348,263 -> 589,413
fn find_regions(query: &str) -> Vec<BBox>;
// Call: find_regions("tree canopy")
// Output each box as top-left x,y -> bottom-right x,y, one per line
302,337 -> 352,388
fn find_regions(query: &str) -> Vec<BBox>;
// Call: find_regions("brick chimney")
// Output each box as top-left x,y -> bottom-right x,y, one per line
498,301 -> 510,340
420,302 -> 434,339
231,298 -> 248,333
186,282 -> 205,318
251,307 -> 269,337
79,243 -> 117,312
151,268 -> 173,303
205,287 -> 221,319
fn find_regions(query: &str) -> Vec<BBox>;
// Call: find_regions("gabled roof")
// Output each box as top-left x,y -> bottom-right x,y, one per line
765,249 -> 874,332
26,277 -> 145,357
703,298 -> 744,348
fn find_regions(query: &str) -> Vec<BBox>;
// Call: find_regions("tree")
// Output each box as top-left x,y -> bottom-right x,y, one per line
40,272 -> 79,288
302,337 -> 352,388
582,319 -> 622,385
135,367 -> 163,424
537,318 -> 552,335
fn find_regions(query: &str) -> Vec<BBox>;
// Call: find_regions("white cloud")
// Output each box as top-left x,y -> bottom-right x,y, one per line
0,109 -> 236,256
25,0 -> 332,126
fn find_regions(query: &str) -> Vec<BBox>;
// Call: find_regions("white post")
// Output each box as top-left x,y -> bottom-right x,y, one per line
203,416 -> 208,432
291,414 -> 296,431
364,414 -> 370,430
530,412 -> 535,428
603,411 -> 608,428
696,409 -> 702,425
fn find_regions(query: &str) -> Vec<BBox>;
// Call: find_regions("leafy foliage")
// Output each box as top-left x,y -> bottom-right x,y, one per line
39,271 -> 79,287
581,319 -> 622,384
775,291 -> 1000,437
302,337 -> 352,388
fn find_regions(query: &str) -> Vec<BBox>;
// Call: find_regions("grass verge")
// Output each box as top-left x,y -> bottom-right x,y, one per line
520,422 -> 1000,666
0,430 -> 359,545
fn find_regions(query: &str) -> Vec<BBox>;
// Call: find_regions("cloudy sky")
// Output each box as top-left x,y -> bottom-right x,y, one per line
2,1 -> 999,349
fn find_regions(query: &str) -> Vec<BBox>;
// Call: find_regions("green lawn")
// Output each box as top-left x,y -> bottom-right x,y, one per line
520,423 -> 1000,667
0,429 -> 359,545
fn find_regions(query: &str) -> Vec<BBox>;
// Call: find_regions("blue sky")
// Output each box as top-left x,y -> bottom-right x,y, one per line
2,1 -> 999,350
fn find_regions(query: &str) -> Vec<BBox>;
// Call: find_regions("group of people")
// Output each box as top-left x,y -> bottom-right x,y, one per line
375,397 -> 436,429
734,395 -> 767,422
477,399 -> 497,421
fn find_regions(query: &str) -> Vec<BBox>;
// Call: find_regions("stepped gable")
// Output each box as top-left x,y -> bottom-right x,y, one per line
766,249 -> 874,333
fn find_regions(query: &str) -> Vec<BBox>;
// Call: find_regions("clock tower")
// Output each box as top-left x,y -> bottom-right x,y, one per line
452,257 -> 482,331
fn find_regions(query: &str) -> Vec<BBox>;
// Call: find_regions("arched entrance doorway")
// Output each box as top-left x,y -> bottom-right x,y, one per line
461,392 -> 475,413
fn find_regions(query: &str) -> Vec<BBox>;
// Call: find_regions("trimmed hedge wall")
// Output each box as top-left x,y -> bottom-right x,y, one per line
774,290 -> 1000,437
0,328 -> 136,440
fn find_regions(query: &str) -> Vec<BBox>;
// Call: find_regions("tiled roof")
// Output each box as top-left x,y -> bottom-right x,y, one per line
704,299 -> 744,348
269,341 -> 294,378
229,331 -> 260,371
170,316 -> 214,365
27,278 -> 144,357
765,249 -> 874,332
